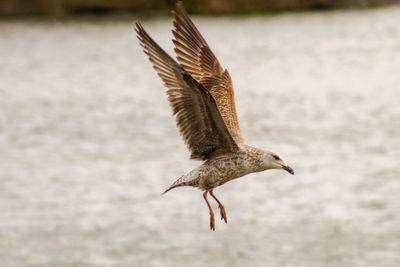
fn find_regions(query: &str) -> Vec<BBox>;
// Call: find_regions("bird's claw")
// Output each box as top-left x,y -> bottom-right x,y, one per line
210,212 -> 215,231
219,205 -> 227,223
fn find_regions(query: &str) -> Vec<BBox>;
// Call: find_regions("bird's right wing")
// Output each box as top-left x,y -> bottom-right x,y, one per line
135,22 -> 239,160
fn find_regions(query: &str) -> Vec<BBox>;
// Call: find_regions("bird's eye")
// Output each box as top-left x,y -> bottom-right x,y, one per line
273,155 -> 280,161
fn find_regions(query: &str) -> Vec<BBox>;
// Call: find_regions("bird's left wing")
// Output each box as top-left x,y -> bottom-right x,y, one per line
135,22 -> 239,160
171,2 -> 245,144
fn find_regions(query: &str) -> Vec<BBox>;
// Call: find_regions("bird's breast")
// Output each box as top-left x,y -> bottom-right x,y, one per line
200,154 -> 255,189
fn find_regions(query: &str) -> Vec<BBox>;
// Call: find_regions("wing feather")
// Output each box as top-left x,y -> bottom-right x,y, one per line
135,22 -> 238,160
172,2 -> 244,144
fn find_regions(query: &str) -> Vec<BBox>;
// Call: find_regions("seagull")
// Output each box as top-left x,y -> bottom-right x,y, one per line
135,2 -> 294,231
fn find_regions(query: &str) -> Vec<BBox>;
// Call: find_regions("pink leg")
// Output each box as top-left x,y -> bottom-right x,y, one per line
203,191 -> 215,231
209,190 -> 227,223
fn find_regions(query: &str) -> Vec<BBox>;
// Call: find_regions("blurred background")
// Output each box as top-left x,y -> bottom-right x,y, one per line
1,0 -> 400,16
1,0 -> 400,266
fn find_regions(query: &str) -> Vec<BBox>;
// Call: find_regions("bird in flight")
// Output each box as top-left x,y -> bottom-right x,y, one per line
135,2 -> 294,231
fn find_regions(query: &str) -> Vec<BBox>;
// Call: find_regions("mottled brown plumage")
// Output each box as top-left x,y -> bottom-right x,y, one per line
136,22 -> 238,160
135,2 -> 294,231
172,4 -> 244,144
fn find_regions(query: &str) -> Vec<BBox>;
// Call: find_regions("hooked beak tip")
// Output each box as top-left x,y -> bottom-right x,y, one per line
283,165 -> 295,175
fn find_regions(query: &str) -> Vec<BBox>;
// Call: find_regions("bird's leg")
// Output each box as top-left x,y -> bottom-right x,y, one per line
203,191 -> 215,231
209,190 -> 227,223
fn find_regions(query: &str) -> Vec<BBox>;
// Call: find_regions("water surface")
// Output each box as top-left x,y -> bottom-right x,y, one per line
1,6 -> 400,267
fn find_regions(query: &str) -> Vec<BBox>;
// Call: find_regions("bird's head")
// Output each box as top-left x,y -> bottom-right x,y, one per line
260,150 -> 294,175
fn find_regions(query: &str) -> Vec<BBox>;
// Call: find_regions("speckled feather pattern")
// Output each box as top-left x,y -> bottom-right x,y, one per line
163,145 -> 266,193
136,2 -> 293,230
172,4 -> 244,144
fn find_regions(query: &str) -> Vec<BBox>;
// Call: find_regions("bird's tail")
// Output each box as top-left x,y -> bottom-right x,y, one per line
161,184 -> 180,195
161,172 -> 196,195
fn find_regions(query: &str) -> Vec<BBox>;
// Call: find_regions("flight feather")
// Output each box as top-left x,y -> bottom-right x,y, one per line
135,22 -> 238,160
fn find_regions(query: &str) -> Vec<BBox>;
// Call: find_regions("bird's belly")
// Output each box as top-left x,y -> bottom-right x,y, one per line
215,166 -> 249,187
198,160 -> 251,190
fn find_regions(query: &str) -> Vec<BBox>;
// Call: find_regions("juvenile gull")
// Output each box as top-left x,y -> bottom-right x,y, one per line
135,2 -> 294,231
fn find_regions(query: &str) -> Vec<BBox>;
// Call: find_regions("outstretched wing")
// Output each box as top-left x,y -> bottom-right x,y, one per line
135,22 -> 239,160
172,2 -> 244,144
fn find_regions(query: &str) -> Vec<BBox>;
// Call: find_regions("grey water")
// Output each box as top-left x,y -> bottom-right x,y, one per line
1,6 -> 400,267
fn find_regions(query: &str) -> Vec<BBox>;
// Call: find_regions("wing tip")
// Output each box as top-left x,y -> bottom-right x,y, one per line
134,21 -> 142,32
175,1 -> 184,10
134,21 -> 145,42
173,1 -> 188,20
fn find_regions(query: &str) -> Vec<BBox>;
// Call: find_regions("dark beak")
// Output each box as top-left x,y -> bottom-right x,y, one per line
283,165 -> 294,175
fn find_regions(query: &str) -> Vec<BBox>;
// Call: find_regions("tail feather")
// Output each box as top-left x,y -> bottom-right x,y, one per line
161,185 -> 180,195
161,173 -> 194,195
161,168 -> 200,195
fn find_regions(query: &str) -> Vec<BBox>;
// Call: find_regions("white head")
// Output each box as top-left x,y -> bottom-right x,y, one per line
260,150 -> 294,175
